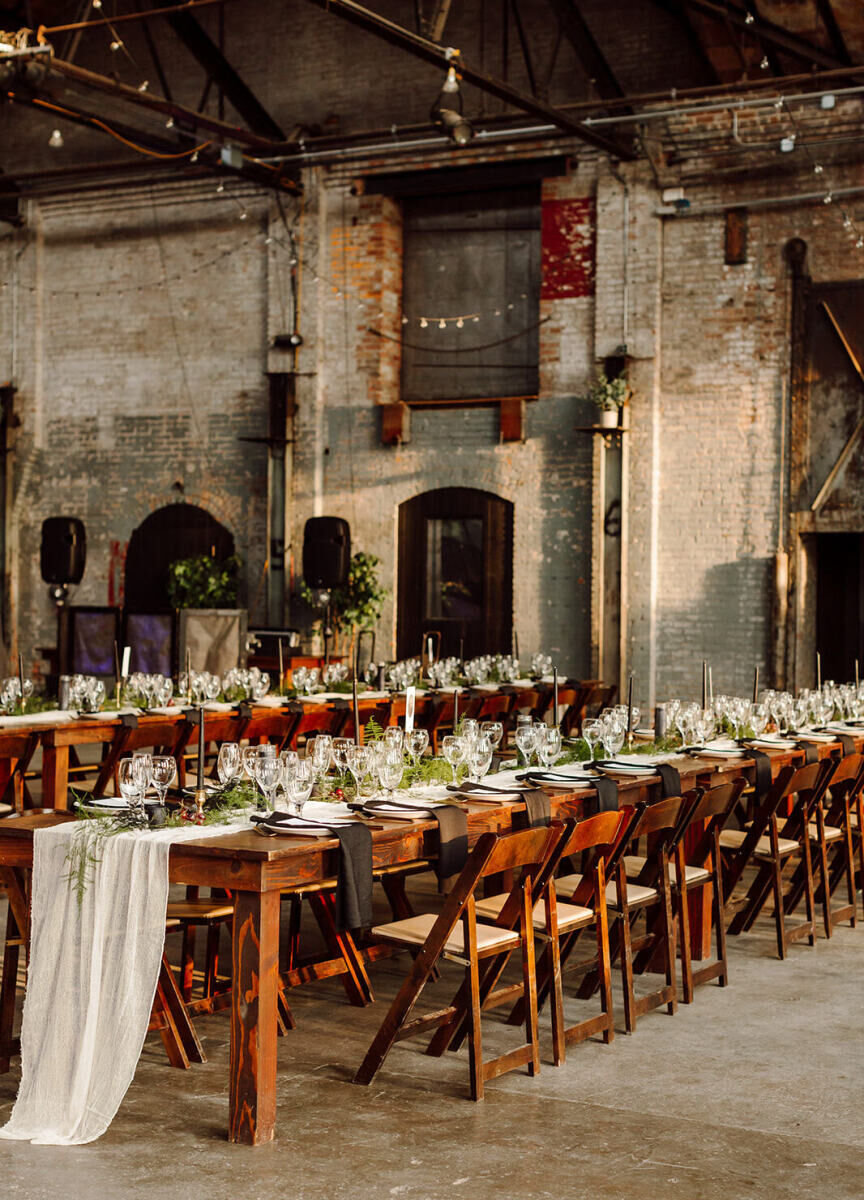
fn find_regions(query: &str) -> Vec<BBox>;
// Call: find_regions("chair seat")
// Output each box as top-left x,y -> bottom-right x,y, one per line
166,899 -> 234,922
475,891 -> 594,933
372,912 -> 520,958
719,829 -> 799,857
808,822 -> 843,843
555,871 -> 658,909
623,855 -> 711,886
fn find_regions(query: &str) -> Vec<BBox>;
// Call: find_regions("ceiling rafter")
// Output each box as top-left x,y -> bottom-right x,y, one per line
543,0 -> 627,106
301,0 -> 635,158
162,5 -> 285,140
675,0 -> 849,71
646,0 -> 721,85
814,0 -> 852,66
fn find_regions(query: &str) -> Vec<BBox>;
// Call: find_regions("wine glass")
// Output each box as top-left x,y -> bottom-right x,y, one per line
441,734 -> 466,785
601,718 -> 625,759
541,726 -> 562,768
241,745 -> 259,780
217,743 -> 241,787
514,722 -> 538,767
151,755 -> 175,807
405,728 -> 429,769
384,726 -> 404,754
582,718 -> 602,761
288,760 -> 314,815
332,737 -> 353,774
480,721 -> 503,751
117,757 -> 140,811
468,738 -> 493,781
346,744 -> 372,801
254,754 -> 282,810
379,754 -> 404,804
132,752 -> 153,806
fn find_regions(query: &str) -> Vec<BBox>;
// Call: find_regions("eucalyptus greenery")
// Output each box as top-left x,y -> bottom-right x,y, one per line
577,370 -> 630,412
166,553 -> 241,609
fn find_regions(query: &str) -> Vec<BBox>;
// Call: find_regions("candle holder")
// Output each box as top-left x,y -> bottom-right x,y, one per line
192,786 -> 208,825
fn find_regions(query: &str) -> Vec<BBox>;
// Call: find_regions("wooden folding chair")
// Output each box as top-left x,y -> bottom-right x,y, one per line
599,795 -> 689,1033
805,751 -> 862,936
634,780 -> 745,1002
476,810 -> 631,1064
354,824 -> 561,1100
723,759 -> 835,958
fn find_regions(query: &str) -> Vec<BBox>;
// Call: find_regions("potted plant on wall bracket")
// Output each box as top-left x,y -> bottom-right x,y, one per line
578,369 -> 631,428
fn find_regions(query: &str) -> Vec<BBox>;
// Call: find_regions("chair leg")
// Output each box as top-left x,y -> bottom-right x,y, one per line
801,832 -> 817,948
676,850 -> 694,1004
548,927 -> 566,1066
659,869 -> 677,1016
714,858 -> 729,987
466,957 -> 484,1102
771,852 -> 787,959
0,918 -> 21,1074
354,942 -> 442,1086
520,887 -> 540,1079
595,884 -> 615,1045
616,863 -> 636,1034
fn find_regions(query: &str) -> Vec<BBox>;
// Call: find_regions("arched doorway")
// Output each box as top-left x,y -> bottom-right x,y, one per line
397,487 -> 513,660
124,503 -> 235,611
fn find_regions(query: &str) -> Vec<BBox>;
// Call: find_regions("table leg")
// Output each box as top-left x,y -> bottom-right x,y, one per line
42,743 -> 70,810
229,889 -> 280,1145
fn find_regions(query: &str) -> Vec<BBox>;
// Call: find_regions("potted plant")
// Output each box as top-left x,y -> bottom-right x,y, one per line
578,370 -> 630,428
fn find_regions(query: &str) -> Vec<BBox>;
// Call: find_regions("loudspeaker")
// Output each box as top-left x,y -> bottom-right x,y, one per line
40,517 -> 86,585
302,517 -> 351,589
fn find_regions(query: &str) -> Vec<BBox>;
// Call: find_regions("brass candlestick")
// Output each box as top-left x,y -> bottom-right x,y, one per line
192,786 -> 208,825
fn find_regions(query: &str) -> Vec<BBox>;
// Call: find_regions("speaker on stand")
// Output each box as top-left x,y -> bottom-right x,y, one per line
41,517 -> 86,607
302,518 -> 351,667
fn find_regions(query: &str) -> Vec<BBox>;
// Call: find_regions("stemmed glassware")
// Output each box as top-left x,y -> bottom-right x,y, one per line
581,718 -> 602,761
441,734 -> 466,785
150,755 -> 175,808
467,737 -> 493,781
253,753 -> 282,811
118,757 -> 141,813
480,721 -> 503,752
378,750 -> 404,804
405,728 -> 429,770
346,744 -> 372,801
288,760 -> 314,814
514,722 -> 538,767
217,742 -> 241,788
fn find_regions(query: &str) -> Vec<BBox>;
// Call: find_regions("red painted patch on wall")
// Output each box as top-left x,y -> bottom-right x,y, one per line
541,198 -> 595,299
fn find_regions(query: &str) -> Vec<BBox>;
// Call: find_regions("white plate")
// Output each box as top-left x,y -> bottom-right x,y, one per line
258,820 -> 354,837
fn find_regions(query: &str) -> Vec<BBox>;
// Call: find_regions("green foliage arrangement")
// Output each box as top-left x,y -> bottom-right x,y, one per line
578,370 -> 630,412
166,554 -> 241,609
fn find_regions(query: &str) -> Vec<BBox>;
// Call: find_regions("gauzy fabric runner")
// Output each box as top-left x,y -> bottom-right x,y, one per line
0,818 -> 242,1146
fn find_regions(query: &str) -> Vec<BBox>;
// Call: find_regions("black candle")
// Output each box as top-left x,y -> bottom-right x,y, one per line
626,672 -> 633,733
553,666 -> 559,726
114,640 -> 121,688
196,704 -> 205,789
278,638 -> 284,691
752,666 -> 759,705
708,665 -> 713,707
701,660 -> 707,710
857,659 -> 860,688
817,651 -> 822,691
453,686 -> 459,730
17,652 -> 24,712
352,677 -> 360,746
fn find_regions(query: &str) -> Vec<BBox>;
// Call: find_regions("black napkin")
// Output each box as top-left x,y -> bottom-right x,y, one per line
795,741 -> 820,765
737,743 -> 772,800
251,812 -> 372,930
837,733 -> 856,756
513,787 -> 551,829
593,775 -> 619,812
656,763 -> 682,798
361,800 -> 468,883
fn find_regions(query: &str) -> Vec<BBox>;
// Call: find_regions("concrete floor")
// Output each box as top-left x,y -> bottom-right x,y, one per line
1,881 -> 863,1200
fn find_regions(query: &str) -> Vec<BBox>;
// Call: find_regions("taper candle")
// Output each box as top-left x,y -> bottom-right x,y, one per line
553,666 -> 559,726
752,666 -> 759,705
352,676 -> 360,746
278,637 -> 284,690
196,705 -> 205,790
626,672 -> 633,733
453,685 -> 459,729
817,651 -> 822,691
701,660 -> 707,710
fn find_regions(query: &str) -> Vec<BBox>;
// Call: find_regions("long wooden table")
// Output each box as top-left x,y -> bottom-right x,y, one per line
2,737 -> 843,1145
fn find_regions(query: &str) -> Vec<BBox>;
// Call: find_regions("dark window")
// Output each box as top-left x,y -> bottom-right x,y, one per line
397,487 -> 513,659
400,185 -> 541,404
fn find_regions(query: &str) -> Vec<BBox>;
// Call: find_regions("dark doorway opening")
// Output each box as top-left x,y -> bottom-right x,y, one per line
124,503 -> 235,612
397,487 -> 513,660
816,533 -> 864,682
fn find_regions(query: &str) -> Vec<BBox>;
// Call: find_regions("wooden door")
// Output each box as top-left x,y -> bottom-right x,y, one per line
397,488 -> 513,660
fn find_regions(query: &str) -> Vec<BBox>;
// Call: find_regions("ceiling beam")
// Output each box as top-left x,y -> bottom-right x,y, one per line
423,0 -> 454,42
814,0 -> 852,65
163,8 -> 286,140
543,0 -> 626,101
676,0 -> 848,70
646,0 -> 721,85
301,0 -> 635,158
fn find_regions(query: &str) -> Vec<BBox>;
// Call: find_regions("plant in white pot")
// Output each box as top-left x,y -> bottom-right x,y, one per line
579,370 -> 630,428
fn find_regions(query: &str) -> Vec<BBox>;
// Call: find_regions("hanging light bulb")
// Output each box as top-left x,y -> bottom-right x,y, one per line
165,116 -> 175,129
48,128 -> 64,150
430,63 -> 475,146
110,40 -> 123,52
216,181 -> 225,193
138,80 -> 149,93
760,55 -> 770,69
438,318 -> 447,329
456,318 -> 464,328
419,318 -> 428,328
814,163 -> 824,174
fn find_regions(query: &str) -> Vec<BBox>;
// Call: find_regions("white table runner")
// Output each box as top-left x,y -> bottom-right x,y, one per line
0,816 -> 246,1146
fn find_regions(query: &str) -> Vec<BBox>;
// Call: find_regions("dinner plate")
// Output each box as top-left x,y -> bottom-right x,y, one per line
258,823 -> 353,837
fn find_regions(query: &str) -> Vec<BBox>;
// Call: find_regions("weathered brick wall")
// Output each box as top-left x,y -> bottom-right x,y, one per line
0,182 -> 273,671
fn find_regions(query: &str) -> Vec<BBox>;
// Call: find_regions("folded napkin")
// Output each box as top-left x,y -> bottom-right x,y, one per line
513,787 -> 551,829
360,799 -> 467,882
593,775 -> 619,813
448,781 -> 529,803
251,812 -> 372,930
656,763 -> 682,798
735,743 -> 773,800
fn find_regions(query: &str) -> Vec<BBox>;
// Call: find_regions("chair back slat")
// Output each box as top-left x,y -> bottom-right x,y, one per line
480,824 -> 561,879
